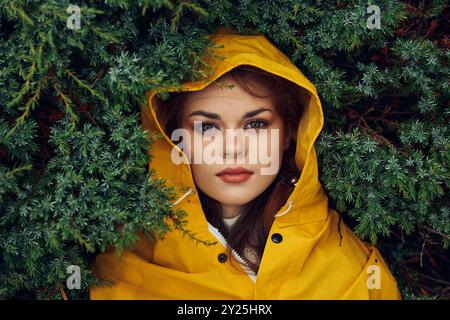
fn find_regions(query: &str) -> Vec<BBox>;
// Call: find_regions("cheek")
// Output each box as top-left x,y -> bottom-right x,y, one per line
260,125 -> 285,159
181,130 -> 222,164
253,124 -> 284,177
178,128 -> 196,160
190,163 -> 214,185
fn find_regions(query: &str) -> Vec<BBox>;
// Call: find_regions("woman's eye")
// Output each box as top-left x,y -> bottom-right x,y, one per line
194,120 -> 267,133
202,123 -> 215,132
194,122 -> 219,133
244,120 -> 268,130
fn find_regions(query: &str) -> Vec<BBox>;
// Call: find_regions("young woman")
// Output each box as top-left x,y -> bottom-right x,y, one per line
90,27 -> 401,299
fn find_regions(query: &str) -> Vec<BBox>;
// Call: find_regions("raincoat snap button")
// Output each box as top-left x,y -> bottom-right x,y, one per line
271,233 -> 283,243
218,253 -> 228,263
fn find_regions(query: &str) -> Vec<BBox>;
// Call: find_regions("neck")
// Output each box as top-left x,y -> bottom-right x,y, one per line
221,204 -> 243,219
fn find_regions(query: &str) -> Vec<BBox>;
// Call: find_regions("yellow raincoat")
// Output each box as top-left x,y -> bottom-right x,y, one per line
90,28 -> 401,300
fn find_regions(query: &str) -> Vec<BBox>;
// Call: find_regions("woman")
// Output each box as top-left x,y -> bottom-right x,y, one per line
90,27 -> 401,299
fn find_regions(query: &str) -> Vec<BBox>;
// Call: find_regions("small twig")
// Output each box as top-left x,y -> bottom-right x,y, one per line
420,225 -> 450,241
420,241 -> 426,268
63,67 -> 106,102
59,287 -> 68,300
53,82 -> 79,130
6,75 -> 50,138
396,262 -> 450,286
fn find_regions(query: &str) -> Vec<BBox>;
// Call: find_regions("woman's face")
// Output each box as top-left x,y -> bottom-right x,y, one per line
179,74 -> 289,217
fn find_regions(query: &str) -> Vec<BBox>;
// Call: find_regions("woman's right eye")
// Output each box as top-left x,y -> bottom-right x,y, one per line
194,122 -> 219,133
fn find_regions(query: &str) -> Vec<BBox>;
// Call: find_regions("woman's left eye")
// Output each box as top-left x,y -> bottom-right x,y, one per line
243,120 -> 268,130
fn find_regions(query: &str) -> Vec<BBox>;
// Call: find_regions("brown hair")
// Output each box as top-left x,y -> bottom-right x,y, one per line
155,65 -> 308,274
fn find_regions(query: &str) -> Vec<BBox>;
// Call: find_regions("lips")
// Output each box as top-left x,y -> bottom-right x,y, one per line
215,167 -> 254,184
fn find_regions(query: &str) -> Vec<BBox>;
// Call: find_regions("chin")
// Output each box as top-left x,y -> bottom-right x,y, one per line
213,191 -> 260,206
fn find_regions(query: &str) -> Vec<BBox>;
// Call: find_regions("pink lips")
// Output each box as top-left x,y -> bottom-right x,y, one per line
215,167 -> 254,184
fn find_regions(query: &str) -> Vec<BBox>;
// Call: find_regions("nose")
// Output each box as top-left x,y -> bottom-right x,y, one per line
222,129 -> 246,161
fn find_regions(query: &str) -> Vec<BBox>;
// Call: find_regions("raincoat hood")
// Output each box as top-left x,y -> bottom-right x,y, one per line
90,27 -> 401,300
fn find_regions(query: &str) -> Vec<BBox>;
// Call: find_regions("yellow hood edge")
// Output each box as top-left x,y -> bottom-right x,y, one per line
141,27 -> 328,231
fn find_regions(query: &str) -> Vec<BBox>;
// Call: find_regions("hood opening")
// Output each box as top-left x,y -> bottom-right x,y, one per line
142,29 -> 327,231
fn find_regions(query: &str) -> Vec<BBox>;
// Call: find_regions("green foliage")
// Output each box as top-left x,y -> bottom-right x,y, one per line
1,0 -> 448,299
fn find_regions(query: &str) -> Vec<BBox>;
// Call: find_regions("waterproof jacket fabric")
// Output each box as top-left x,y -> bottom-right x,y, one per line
90,28 -> 401,300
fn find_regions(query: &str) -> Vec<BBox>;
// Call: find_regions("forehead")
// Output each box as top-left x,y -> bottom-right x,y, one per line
182,75 -> 274,114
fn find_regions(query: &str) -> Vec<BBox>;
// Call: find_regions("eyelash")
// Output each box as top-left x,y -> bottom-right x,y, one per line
197,119 -> 269,132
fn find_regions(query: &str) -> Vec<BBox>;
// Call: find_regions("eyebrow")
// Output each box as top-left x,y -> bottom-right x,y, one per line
188,107 -> 272,120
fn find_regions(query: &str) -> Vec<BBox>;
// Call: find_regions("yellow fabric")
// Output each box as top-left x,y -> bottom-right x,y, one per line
90,27 -> 401,300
